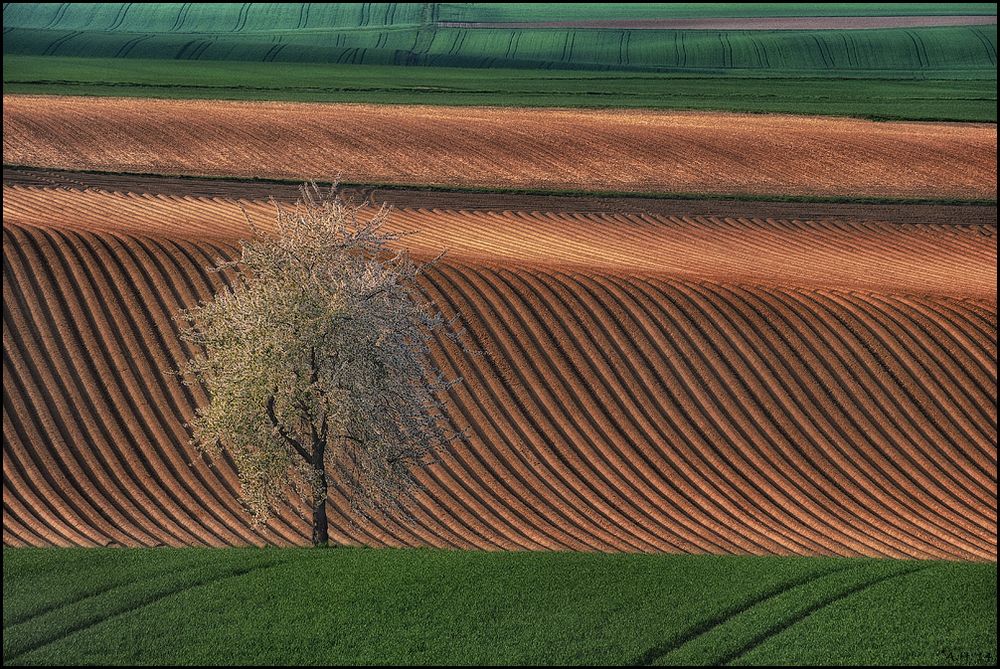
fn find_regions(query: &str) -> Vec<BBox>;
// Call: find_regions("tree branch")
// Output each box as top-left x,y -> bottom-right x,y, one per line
266,394 -> 311,462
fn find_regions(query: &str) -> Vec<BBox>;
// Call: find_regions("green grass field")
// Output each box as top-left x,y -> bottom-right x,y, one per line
4,56 -> 996,121
3,547 -> 996,666
5,20 -> 995,72
4,3 -> 996,121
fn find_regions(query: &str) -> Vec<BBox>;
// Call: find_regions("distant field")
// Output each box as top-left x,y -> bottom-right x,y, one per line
5,22 -> 995,72
3,548 -> 997,665
4,96 -> 995,200
437,3 -> 1000,22
4,3 -> 996,120
4,56 -> 996,121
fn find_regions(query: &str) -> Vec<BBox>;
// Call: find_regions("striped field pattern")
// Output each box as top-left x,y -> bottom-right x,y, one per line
3,186 -> 995,558
3,3 -> 995,71
3,96 -> 997,199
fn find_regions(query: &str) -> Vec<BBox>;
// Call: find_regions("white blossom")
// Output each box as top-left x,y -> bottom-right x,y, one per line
178,183 -> 464,544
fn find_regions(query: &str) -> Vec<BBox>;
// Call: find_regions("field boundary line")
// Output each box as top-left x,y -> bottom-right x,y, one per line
4,165 -> 997,208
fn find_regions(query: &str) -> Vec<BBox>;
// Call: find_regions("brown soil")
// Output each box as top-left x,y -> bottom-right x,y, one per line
3,96 -> 996,200
3,187 -> 996,557
4,184 -> 996,297
438,16 -> 998,30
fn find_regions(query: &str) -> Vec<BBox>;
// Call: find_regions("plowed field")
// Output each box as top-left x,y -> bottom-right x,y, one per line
3,96 -> 996,199
3,185 -> 996,559
3,185 -> 996,296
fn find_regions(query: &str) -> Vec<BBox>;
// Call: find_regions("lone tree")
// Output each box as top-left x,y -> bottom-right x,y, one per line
179,183 -> 462,546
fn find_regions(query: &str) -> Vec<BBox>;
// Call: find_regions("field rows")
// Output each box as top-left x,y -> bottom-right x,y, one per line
9,3 -> 997,34
3,96 -> 997,199
5,3 -> 996,72
7,25 -> 995,72
3,198 -> 995,558
3,185 -> 997,297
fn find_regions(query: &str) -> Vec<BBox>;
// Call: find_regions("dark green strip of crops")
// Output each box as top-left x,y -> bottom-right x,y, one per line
5,56 -> 995,122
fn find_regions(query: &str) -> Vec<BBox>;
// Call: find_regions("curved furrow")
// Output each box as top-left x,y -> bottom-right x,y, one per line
491,266 -> 732,554
738,283 -> 995,551
870,293 -> 997,427
2,388 -> 111,548
709,281 -> 994,554
78,230 -> 262,545
472,262 -> 722,552
522,268 -> 778,555
668,279 -> 956,557
41,226 -> 237,546
828,289 -> 995,452
898,295 -> 998,384
780,288 -> 996,535
612,275 -> 926,558
611,275 -> 918,558
639,276 -> 891,557
4,229 -> 173,546
1,453 -> 96,548
683,281 -> 992,558
543,269 -> 816,556
836,292 -> 997,495
417,273 -> 614,552
2,218 -> 995,559
436,263 -> 658,552
747,287 -> 996,552
127,235 -> 308,547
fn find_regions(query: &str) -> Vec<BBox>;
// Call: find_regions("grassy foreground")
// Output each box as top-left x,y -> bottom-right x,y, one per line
3,547 -> 995,666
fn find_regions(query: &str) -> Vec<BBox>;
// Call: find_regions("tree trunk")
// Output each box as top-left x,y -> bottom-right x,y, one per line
311,461 -> 329,547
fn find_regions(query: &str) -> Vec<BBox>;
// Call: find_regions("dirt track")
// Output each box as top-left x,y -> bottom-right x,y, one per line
439,16 -> 999,30
3,186 -> 996,558
3,96 -> 996,200
5,168 -> 997,226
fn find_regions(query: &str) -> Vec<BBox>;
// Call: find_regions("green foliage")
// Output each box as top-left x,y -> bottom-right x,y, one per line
3,547 -> 996,666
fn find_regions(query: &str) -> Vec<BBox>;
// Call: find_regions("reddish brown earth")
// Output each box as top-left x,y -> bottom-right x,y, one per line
3,185 -> 996,297
438,16 -> 999,30
3,186 -> 996,559
3,96 -> 996,200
